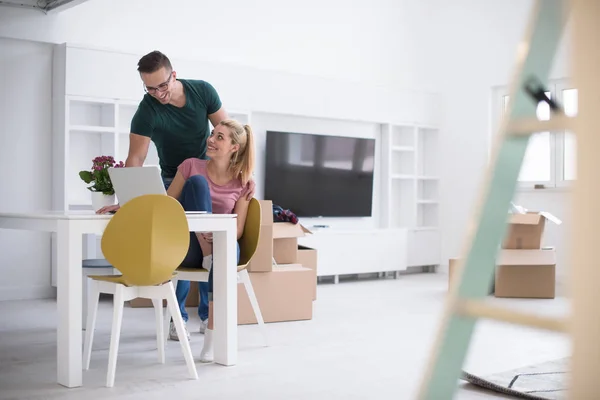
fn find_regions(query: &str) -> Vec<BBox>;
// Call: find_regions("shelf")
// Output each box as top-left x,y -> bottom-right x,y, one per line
392,146 -> 415,152
418,179 -> 439,201
69,99 -> 115,128
417,202 -> 438,228
391,174 -> 415,180
417,128 -> 440,176
69,125 -> 115,133
392,151 -> 415,175
417,176 -> 439,180
68,131 -> 116,206
118,103 -> 138,133
391,125 -> 415,147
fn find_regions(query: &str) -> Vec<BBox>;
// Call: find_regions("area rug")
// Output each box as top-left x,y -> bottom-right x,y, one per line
461,357 -> 570,399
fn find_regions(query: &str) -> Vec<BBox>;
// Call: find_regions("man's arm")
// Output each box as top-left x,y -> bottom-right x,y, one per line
125,133 -> 151,167
208,106 -> 229,129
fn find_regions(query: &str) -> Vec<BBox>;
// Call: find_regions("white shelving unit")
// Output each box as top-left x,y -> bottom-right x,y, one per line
381,123 -> 441,268
52,96 -> 161,212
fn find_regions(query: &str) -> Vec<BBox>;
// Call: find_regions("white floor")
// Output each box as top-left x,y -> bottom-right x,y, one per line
0,272 -> 571,400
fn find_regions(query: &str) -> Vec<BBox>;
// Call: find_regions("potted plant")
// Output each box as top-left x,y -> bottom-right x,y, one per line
79,156 -> 125,211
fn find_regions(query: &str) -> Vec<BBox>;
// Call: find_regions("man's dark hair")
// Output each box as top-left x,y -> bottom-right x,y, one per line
137,51 -> 172,74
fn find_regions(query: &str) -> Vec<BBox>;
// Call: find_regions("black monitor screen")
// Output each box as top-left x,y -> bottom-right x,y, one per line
264,130 -> 375,218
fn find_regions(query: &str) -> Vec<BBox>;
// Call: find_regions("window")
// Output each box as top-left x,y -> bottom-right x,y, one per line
561,88 -> 578,181
492,79 -> 577,189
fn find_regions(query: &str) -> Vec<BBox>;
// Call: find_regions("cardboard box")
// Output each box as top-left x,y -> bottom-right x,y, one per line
272,223 -> 311,264
503,211 -> 562,249
246,200 -> 312,270
494,249 -> 556,299
129,281 -> 200,308
297,245 -> 318,300
238,264 -> 313,324
448,258 -> 494,294
247,200 -> 274,272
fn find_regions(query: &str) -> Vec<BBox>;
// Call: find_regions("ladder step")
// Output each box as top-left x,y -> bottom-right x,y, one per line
507,114 -> 574,135
454,299 -> 568,332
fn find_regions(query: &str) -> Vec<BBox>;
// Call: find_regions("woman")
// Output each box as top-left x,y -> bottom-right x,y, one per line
165,118 -> 255,362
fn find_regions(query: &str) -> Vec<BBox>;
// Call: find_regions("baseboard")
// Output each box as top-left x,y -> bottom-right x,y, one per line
0,285 -> 56,301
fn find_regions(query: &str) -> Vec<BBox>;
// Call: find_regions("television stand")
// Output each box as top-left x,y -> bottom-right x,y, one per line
298,227 -> 441,281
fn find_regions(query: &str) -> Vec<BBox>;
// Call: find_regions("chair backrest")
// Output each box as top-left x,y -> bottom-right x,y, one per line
101,194 -> 190,286
238,198 -> 262,268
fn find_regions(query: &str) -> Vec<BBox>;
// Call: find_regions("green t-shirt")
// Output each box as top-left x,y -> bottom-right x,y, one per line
130,79 -> 222,178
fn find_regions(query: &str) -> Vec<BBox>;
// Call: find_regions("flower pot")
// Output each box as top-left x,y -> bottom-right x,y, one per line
91,192 -> 116,212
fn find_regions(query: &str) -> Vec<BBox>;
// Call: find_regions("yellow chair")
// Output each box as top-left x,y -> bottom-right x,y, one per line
163,197 -> 268,346
82,194 -> 198,387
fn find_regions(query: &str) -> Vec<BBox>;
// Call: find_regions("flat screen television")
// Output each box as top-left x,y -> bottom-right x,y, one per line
264,130 -> 376,218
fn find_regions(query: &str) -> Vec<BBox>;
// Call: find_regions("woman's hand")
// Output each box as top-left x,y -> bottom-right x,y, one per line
96,204 -> 120,214
201,232 -> 213,243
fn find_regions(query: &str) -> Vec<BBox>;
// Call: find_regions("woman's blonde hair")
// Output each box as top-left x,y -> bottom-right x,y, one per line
219,119 -> 255,186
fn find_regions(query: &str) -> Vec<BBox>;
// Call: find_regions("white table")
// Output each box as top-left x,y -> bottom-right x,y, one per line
0,210 -> 238,388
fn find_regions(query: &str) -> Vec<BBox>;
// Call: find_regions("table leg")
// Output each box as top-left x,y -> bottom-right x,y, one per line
56,220 -> 83,387
212,220 -> 238,366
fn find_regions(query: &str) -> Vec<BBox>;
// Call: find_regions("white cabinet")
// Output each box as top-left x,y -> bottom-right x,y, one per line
407,229 -> 441,267
298,229 -> 407,277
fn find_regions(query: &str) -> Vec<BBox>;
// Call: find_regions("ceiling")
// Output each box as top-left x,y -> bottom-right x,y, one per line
0,0 -> 91,14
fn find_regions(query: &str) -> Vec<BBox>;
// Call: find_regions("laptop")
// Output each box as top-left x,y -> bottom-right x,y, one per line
108,166 -> 207,214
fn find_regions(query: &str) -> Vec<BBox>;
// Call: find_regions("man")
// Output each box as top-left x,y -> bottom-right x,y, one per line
128,50 -> 227,186
98,50 -> 253,341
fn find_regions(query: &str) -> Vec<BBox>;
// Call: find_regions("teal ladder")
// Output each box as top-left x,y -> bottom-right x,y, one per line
416,0 -> 573,398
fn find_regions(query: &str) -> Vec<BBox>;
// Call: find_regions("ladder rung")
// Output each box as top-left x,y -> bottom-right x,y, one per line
454,299 -> 568,332
507,114 -> 574,136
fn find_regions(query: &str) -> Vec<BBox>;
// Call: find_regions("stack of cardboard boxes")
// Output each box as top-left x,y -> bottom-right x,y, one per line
238,200 -> 317,324
449,208 -> 561,298
495,210 -> 562,298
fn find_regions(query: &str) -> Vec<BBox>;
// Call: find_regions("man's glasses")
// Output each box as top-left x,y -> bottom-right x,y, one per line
144,73 -> 172,94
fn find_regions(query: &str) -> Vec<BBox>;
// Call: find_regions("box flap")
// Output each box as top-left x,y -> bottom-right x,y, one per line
539,211 -> 562,225
258,200 -> 274,225
498,249 -> 557,266
273,222 -> 309,239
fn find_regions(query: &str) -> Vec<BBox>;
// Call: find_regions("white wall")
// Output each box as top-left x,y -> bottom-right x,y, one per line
426,0 -> 573,286
0,0 -> 433,92
0,38 -> 55,300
